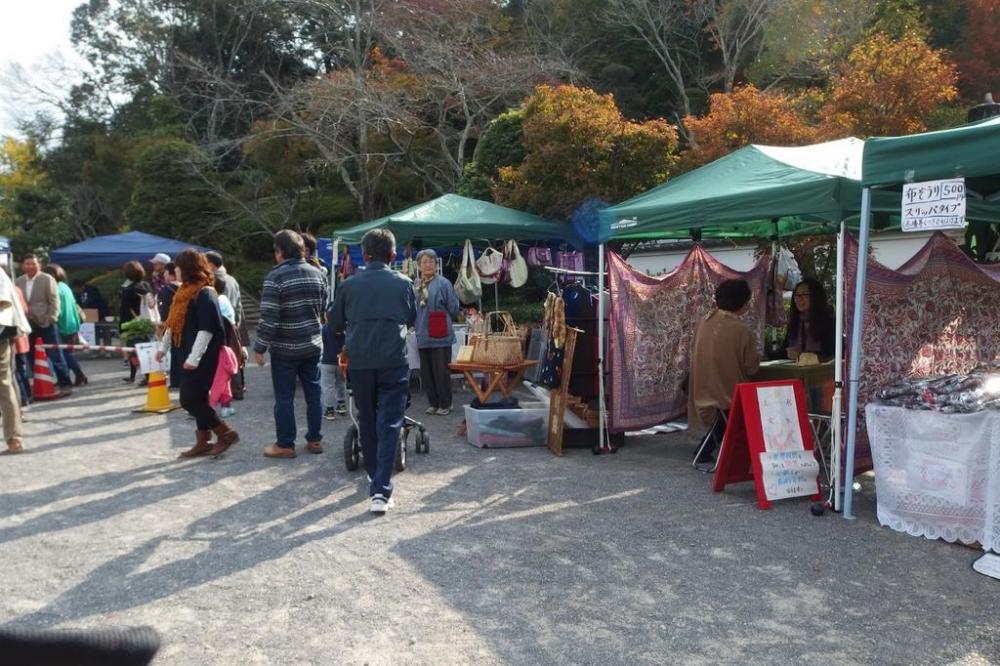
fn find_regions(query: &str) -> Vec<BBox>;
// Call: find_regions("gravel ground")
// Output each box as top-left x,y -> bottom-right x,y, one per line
0,357 -> 997,665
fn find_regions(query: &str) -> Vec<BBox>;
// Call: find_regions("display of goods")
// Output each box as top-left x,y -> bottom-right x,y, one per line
874,363 -> 1000,413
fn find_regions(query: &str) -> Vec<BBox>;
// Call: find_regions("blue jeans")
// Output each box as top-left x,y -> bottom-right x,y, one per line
29,324 -> 72,387
351,365 -> 409,499
270,355 -> 323,448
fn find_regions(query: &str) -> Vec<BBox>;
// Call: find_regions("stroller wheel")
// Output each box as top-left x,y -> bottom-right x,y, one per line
343,425 -> 360,471
416,429 -> 430,454
395,428 -> 408,472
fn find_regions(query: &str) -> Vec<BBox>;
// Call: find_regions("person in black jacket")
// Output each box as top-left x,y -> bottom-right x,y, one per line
119,261 -> 153,384
782,278 -> 836,362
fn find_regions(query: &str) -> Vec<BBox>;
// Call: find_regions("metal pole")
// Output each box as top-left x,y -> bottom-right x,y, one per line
832,221 -> 846,512
598,243 -> 607,452
842,188 -> 872,520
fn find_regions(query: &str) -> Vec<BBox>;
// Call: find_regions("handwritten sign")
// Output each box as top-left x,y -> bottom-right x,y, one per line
901,178 -> 966,232
77,323 -> 95,347
760,450 -> 820,501
134,341 -> 167,375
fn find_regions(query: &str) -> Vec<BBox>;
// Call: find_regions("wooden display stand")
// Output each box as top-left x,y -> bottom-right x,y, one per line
546,327 -> 580,456
713,379 -> 821,510
449,360 -> 538,404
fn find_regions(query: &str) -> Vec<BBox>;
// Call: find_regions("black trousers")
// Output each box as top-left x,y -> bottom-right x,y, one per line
179,371 -> 220,431
418,346 -> 452,409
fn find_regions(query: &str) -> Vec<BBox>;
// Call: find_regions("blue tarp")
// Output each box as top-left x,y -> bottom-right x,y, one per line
49,231 -> 215,268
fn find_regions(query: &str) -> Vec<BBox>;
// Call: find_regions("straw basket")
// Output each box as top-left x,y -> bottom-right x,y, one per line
470,311 -> 524,367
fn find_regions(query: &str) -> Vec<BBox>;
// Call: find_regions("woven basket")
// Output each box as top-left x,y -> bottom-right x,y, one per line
470,311 -> 524,366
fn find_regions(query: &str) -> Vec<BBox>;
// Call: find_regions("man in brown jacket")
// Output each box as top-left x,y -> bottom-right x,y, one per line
15,254 -> 72,390
688,279 -> 760,463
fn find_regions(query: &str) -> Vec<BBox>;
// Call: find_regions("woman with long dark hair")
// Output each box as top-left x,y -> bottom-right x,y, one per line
120,260 -> 152,384
155,250 -> 239,458
782,277 -> 836,362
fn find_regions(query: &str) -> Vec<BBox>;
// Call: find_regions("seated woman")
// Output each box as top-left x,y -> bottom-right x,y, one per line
688,279 -> 761,463
782,278 -> 835,362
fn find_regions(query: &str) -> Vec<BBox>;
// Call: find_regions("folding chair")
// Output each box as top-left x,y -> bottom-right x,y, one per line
692,409 -> 728,474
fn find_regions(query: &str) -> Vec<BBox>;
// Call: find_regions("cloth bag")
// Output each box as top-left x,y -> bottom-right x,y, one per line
526,245 -> 552,267
557,250 -> 584,273
455,240 -> 482,303
476,246 -> 504,285
508,241 -> 528,288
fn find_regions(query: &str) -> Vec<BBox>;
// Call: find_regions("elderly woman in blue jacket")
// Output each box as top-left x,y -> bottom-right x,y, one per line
414,249 -> 460,415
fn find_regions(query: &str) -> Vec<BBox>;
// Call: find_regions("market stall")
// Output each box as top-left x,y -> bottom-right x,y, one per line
49,231 -> 214,267
843,116 -> 1000,521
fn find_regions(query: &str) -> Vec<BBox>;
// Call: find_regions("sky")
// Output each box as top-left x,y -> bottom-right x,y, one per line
0,0 -> 87,138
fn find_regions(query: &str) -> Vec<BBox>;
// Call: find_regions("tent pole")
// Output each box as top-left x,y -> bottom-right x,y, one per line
843,188 -> 872,520
330,238 -> 339,306
832,222 -> 845,512
598,243 -> 607,452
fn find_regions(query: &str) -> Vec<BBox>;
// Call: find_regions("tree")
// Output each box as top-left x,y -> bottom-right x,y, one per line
457,109 -> 525,201
693,0 -> 774,93
680,85 -> 817,170
0,137 -> 74,253
494,85 -> 678,218
820,31 -> 958,137
125,139 -> 225,245
951,0 -> 1000,100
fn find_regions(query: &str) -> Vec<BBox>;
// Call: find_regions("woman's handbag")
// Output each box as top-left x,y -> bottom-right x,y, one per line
470,311 -> 524,366
557,250 -> 584,273
428,310 -> 449,339
526,245 -> 552,267
508,241 -> 529,288
455,240 -> 482,303
476,245 -> 504,285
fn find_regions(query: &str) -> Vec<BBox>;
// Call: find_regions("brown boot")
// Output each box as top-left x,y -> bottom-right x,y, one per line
209,421 -> 240,457
180,430 -> 213,458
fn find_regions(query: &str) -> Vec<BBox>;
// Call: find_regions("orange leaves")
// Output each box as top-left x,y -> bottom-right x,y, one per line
820,31 -> 958,137
493,85 -> 678,217
952,0 -> 1000,100
681,85 -> 818,170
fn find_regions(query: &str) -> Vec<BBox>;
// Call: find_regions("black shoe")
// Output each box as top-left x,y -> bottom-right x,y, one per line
324,407 -> 337,421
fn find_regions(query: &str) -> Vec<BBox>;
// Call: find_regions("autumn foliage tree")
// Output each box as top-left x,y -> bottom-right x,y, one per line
820,31 -> 958,137
680,85 -> 817,170
951,0 -> 1000,100
494,85 -> 678,218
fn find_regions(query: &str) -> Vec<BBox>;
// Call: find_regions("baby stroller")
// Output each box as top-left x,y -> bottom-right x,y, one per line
340,354 -> 430,473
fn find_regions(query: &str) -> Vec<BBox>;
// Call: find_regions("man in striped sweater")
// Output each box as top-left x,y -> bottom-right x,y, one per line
254,229 -> 329,458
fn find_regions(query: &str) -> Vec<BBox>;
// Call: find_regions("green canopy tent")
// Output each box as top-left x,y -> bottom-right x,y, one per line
841,116 -> 1000,519
336,193 -> 576,245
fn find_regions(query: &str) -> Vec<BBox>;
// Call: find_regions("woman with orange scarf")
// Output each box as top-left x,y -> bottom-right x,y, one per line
155,250 -> 239,458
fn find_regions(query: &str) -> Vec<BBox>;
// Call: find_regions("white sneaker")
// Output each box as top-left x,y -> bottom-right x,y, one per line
435,407 -> 452,416
220,406 -> 236,417
369,494 -> 392,514
425,406 -> 437,415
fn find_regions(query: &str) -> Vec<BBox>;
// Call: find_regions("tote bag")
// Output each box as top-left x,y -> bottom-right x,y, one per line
476,246 -> 504,285
455,240 -> 482,303
508,241 -> 529,288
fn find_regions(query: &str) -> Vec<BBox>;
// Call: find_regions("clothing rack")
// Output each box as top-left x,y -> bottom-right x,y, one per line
542,266 -> 607,277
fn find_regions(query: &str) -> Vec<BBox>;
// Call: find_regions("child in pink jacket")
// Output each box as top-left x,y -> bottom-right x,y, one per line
210,345 -> 238,418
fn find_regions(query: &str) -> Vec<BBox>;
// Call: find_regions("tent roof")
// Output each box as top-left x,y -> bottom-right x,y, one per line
862,116 -> 1000,189
335,194 -> 576,245
49,231 -> 214,268
598,138 -> 868,242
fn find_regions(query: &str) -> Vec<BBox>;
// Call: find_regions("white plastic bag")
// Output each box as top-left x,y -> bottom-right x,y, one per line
508,241 -> 528,288
455,239 -> 482,303
476,245 -> 504,285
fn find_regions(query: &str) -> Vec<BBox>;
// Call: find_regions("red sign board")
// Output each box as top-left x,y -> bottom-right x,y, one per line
712,380 -> 821,510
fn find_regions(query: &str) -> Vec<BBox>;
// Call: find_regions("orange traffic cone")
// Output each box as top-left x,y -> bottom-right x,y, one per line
133,370 -> 181,414
32,337 -> 63,401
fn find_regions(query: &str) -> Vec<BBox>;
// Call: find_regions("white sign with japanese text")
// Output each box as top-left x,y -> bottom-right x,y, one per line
901,178 -> 966,232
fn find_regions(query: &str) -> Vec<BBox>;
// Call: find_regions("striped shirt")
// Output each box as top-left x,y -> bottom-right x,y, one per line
254,258 -> 329,360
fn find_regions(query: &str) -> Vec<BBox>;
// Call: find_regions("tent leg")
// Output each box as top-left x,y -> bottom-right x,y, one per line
598,244 -> 608,452
832,222 -> 845,512
843,188 -> 872,520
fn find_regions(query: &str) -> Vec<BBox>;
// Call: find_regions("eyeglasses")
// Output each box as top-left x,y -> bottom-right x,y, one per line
793,292 -> 811,298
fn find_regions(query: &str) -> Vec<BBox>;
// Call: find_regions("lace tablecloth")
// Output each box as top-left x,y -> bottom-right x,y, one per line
866,404 -> 1000,551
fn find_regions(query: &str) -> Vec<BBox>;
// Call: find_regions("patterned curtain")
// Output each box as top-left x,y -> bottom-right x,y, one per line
607,247 -> 770,432
845,232 -> 1000,473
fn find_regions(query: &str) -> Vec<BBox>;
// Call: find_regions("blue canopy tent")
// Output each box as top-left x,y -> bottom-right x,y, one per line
49,231 -> 214,268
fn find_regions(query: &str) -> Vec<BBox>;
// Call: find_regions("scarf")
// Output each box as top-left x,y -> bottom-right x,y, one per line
417,275 -> 434,308
164,281 -> 209,347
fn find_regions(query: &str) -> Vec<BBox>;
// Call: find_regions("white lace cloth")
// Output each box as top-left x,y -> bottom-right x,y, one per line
866,404 -> 1000,552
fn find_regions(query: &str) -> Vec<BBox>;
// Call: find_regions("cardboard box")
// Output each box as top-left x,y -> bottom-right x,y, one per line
81,308 -> 100,323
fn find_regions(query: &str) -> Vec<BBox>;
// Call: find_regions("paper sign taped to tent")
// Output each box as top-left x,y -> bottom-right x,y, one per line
901,178 -> 966,232
135,342 -> 167,375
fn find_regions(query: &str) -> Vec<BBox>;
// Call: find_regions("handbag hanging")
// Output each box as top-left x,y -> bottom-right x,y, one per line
526,244 -> 553,267
455,239 -> 482,303
557,250 -> 584,272
508,241 -> 529,288
476,245 -> 504,285
428,310 -> 449,339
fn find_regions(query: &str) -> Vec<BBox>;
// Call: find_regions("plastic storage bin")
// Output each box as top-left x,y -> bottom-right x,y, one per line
464,402 -> 549,448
